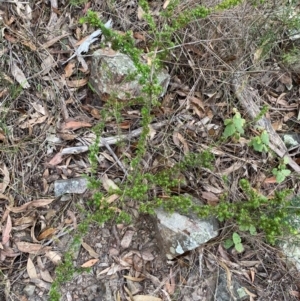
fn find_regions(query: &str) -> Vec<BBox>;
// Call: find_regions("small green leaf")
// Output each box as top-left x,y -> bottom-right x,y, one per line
283,156 -> 289,165
249,225 -> 257,235
224,239 -> 234,249
232,112 -> 245,134
282,169 -> 291,176
235,242 -> 244,253
223,123 -> 236,138
261,130 -> 269,145
232,232 -> 241,244
273,168 -> 291,183
239,225 -> 249,231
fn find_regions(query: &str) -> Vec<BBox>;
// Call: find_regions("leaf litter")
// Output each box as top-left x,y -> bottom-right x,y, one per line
0,0 -> 299,300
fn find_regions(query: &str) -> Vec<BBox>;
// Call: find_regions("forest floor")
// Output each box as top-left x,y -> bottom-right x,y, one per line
0,0 -> 300,300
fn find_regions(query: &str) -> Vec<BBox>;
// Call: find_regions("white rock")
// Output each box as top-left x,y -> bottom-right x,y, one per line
154,195 -> 219,259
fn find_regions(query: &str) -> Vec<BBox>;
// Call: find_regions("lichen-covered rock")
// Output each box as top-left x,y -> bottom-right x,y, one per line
89,48 -> 170,101
153,195 -> 219,259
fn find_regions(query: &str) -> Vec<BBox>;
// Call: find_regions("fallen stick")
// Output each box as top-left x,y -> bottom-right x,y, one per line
61,120 -> 169,156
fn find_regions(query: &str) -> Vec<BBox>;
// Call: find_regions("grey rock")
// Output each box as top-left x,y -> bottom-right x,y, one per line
54,177 -> 88,197
154,195 -> 219,259
279,234 -> 300,271
215,272 -> 248,301
90,48 -> 170,101
24,284 -> 36,297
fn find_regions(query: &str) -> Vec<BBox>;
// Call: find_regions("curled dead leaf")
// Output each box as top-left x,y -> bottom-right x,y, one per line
27,257 -> 38,279
0,164 -> 10,193
64,62 -> 76,78
2,214 -> 12,244
48,152 -> 63,166
121,230 -> 135,249
81,242 -> 99,258
101,174 -> 119,192
11,62 -> 30,88
38,228 -> 56,240
8,199 -> 54,213
124,275 -> 145,282
81,258 -> 99,268
133,296 -> 162,301
45,250 -> 62,265
62,120 -> 92,131
16,242 -> 51,254
66,78 -> 88,88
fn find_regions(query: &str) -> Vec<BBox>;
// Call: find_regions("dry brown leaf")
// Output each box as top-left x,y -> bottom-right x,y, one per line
189,96 -> 205,111
90,108 -> 101,119
81,242 -> 99,258
40,269 -> 53,283
31,102 -> 47,116
67,210 -> 77,229
16,242 -> 51,254
290,291 -> 300,298
137,6 -> 145,20
284,111 -> 296,122
48,152 -> 63,166
201,191 -> 219,205
147,125 -> 156,140
173,132 -> 189,154
133,254 -> 143,272
19,115 -> 48,128
58,132 -> 78,141
202,184 -> 223,194
81,258 -> 99,268
21,40 -> 37,51
123,275 -> 145,282
13,216 -> 35,226
133,32 -> 146,41
101,174 -> 119,192
124,285 -> 134,300
38,228 -> 56,240
279,73 -> 292,88
140,250 -> 154,261
30,278 -> 51,290
1,247 -> 19,257
105,194 -> 120,204
121,230 -> 135,249
2,214 -> 12,244
8,199 -> 54,213
263,177 -> 277,184
0,164 -> 10,193
254,47 -> 263,63
218,162 -> 243,176
118,120 -> 131,129
133,296 -> 162,301
45,250 -> 62,265
0,89 -> 9,98
42,33 -> 70,49
243,287 -> 256,299
27,257 -> 38,279
41,55 -> 57,75
62,120 -> 92,131
64,62 -> 76,78
250,268 -> 255,283
163,0 -> 171,9
165,269 -> 175,295
98,266 -> 110,275
107,263 -> 129,275
66,78 -> 88,88
4,33 -> 17,43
